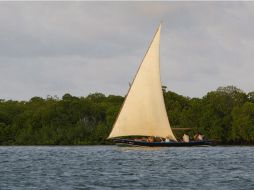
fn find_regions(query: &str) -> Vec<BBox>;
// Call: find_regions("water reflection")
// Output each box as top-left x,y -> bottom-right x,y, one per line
116,146 -> 164,152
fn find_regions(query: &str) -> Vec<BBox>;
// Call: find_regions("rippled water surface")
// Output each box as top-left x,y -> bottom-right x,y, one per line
1,146 -> 254,189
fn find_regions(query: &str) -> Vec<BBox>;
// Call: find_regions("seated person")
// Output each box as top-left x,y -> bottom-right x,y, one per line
165,136 -> 170,142
183,134 -> 190,143
194,133 -> 204,141
197,134 -> 203,141
194,133 -> 199,141
146,136 -> 154,143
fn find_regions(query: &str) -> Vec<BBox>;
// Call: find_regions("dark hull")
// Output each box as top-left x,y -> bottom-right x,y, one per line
113,138 -> 214,147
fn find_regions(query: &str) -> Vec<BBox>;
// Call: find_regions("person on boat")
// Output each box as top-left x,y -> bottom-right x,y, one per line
154,136 -> 159,142
183,134 -> 190,143
147,136 -> 154,143
165,136 -> 170,142
194,133 -> 199,141
155,137 -> 164,142
194,133 -> 204,141
197,134 -> 203,141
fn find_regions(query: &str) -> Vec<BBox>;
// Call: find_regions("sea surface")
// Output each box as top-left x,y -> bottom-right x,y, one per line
0,146 -> 254,190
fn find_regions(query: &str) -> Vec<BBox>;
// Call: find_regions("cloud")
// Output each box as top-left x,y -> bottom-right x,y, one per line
0,1 -> 253,100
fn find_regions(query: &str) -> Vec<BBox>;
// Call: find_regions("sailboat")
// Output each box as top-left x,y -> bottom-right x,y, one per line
108,24 -> 213,147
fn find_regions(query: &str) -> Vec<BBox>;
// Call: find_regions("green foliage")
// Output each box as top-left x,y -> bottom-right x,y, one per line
0,85 -> 253,145
0,93 -> 123,145
164,91 -> 190,127
231,102 -> 254,143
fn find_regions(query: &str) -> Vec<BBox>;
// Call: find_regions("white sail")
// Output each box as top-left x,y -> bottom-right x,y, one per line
108,24 -> 177,141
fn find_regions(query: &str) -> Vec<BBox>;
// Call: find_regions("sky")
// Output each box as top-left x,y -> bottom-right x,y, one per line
0,1 -> 254,100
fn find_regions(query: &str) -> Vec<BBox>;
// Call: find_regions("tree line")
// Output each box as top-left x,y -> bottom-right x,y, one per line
0,85 -> 253,145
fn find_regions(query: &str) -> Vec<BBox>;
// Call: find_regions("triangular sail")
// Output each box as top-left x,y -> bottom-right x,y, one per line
108,24 -> 177,141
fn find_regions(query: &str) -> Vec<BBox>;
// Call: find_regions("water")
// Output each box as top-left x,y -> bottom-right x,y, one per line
0,146 -> 254,190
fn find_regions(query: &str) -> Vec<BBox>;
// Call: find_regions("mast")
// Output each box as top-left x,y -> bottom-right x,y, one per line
108,24 -> 177,141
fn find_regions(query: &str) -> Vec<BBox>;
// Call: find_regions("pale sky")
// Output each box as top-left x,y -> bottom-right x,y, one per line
0,1 -> 254,100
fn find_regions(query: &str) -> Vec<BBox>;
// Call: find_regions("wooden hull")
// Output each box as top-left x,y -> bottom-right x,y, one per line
113,138 -> 215,147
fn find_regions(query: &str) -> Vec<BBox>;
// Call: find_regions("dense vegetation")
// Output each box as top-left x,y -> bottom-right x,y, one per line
0,86 -> 253,145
